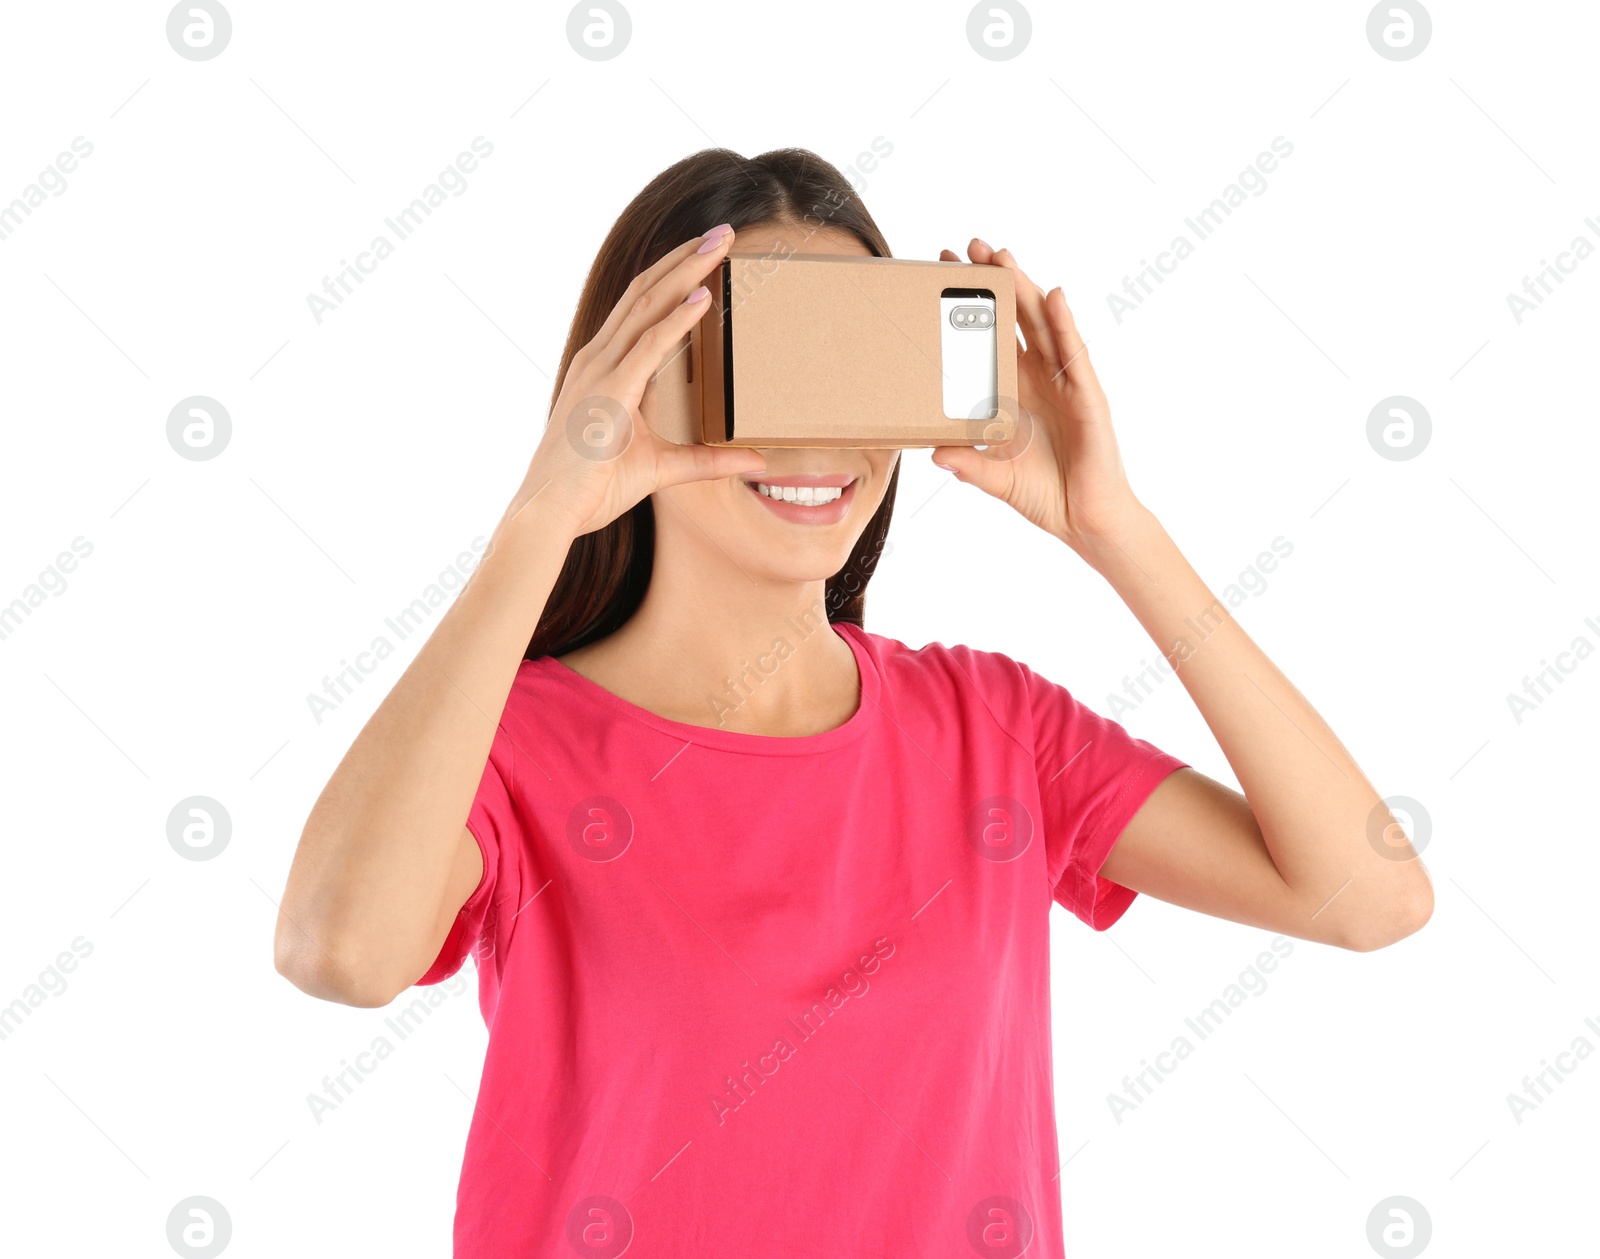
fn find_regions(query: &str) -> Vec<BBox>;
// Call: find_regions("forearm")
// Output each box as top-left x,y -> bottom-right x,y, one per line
1078,504 -> 1432,941
277,497 -> 577,998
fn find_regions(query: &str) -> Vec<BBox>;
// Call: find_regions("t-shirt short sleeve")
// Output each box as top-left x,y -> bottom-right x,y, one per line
1023,662 -> 1188,930
414,725 -> 526,986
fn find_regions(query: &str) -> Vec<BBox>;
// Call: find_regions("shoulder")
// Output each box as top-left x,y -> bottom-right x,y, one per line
493,654 -> 584,742
844,622 -> 1027,686
842,623 -> 1044,733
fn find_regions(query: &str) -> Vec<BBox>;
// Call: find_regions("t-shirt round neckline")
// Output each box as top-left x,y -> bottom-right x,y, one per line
530,619 -> 880,757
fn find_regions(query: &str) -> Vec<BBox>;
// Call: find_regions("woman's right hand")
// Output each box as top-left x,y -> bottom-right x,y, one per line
498,223 -> 767,541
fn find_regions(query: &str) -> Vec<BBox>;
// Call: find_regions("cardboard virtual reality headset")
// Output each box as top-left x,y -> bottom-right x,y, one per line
646,252 -> 1019,448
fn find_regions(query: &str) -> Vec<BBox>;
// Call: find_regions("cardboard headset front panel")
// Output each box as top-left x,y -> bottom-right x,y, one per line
646,253 -> 1018,448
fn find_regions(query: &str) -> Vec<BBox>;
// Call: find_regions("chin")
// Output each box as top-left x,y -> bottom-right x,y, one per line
743,547 -> 858,587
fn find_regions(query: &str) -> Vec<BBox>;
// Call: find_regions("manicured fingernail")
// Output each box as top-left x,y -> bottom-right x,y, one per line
933,460 -> 956,471
697,224 -> 733,253
973,237 -> 991,250
685,285 -> 709,303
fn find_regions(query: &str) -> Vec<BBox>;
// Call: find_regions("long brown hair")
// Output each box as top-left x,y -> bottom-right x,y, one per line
525,147 -> 901,660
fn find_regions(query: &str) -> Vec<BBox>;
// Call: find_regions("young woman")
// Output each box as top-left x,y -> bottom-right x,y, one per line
276,148 -> 1432,1258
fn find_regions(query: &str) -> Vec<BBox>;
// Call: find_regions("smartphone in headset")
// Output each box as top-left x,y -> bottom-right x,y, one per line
939,289 -> 999,421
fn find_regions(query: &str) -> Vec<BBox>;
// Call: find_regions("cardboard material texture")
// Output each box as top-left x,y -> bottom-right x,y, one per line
646,252 -> 1018,448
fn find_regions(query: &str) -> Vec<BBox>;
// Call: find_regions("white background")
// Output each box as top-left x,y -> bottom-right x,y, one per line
1,1 -> 1595,1255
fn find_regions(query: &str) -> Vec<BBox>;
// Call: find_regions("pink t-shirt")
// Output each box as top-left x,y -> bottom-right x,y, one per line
417,620 -> 1186,1257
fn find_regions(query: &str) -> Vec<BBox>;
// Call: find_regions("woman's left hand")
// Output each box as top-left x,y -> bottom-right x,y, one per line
931,238 -> 1144,561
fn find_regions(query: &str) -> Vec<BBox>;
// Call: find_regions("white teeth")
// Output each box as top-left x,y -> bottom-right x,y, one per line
751,482 -> 844,505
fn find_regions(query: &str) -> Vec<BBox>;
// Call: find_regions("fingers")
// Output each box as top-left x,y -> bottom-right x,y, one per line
946,238 -> 1060,372
590,225 -> 734,375
584,241 -> 694,360
986,245 -> 1061,374
955,239 -> 1097,391
1042,286 -> 1098,391
652,437 -> 768,491
929,444 -> 1010,501
610,279 -> 721,404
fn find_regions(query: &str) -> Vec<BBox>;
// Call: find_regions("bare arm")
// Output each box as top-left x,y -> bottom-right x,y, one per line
273,507 -> 573,1007
933,238 -> 1432,953
1092,510 -> 1432,952
274,223 -> 765,1006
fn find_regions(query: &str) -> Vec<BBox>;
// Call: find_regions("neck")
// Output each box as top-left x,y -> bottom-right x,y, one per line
567,536 -> 860,735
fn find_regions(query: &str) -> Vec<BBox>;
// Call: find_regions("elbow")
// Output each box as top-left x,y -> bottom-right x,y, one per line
1340,878 -> 1434,953
274,916 -> 402,1008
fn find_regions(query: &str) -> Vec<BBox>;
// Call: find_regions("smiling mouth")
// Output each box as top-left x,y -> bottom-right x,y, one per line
748,481 -> 847,505
740,474 -> 859,523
